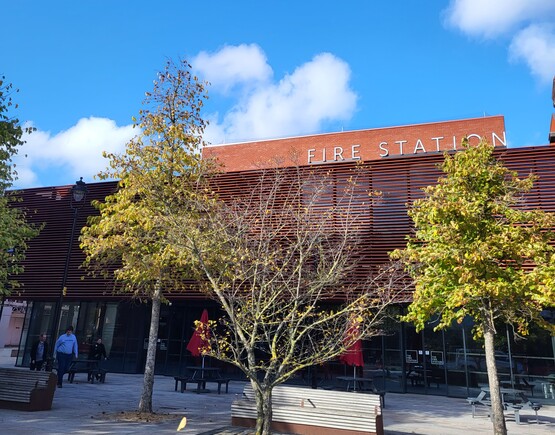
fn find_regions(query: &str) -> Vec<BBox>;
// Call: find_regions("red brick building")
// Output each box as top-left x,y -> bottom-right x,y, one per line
203,116 -> 507,170
7,115 -> 555,399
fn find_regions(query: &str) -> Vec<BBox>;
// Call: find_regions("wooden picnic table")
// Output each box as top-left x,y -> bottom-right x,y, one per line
187,366 -> 221,380
336,375 -> 386,406
67,359 -> 107,384
336,375 -> 375,392
173,366 -> 230,394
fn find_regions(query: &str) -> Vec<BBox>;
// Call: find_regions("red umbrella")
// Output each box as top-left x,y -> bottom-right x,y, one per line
186,309 -> 211,367
340,338 -> 364,367
340,322 -> 364,390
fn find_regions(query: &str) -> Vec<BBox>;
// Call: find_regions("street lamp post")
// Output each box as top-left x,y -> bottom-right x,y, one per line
50,178 -> 87,346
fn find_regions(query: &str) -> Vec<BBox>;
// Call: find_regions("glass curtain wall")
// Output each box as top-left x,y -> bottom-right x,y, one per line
365,316 -> 554,400
17,301 -> 68,368
17,298 -> 554,398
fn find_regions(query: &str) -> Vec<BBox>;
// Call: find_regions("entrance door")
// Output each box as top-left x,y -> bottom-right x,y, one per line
8,313 -> 24,346
403,324 -> 448,395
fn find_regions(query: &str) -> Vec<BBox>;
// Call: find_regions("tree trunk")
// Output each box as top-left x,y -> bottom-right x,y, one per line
254,383 -> 273,435
138,282 -> 162,413
483,322 -> 507,435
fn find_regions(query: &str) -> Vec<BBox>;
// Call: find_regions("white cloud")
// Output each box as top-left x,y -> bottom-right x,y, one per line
201,51 -> 357,144
443,1 -> 555,83
192,44 -> 273,94
13,117 -> 134,188
12,48 -> 358,187
509,24 -> 555,83
444,0 -> 555,38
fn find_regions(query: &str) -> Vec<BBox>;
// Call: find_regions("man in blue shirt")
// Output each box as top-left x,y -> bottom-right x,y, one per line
54,325 -> 78,387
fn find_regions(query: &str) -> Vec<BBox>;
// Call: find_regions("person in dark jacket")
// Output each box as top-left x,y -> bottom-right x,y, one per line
30,333 -> 49,371
88,337 -> 107,361
88,337 -> 108,381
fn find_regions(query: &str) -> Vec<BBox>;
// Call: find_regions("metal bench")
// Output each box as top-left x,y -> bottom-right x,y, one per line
467,390 -> 488,417
232,384 -> 384,435
0,368 -> 57,411
505,403 -> 523,424
467,389 -> 543,424
525,401 -> 543,424
504,401 -> 543,425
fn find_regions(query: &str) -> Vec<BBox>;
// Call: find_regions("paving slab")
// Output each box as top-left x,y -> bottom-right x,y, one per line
0,369 -> 552,434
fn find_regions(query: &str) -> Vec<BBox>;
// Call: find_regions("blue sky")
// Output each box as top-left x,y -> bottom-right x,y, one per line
3,1 -> 555,188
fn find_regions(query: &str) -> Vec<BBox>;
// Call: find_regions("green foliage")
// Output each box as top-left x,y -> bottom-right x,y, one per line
392,139 -> 555,339
80,59 -> 218,414
80,60 -> 217,296
0,76 -> 40,295
1,76 -> 29,190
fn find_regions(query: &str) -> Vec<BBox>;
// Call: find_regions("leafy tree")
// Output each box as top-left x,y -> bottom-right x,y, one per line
0,76 -> 40,295
163,165 -> 408,435
392,139 -> 555,435
80,60 -> 216,413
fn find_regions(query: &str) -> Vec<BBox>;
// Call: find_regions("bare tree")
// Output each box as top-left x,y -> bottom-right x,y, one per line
164,164 -> 409,435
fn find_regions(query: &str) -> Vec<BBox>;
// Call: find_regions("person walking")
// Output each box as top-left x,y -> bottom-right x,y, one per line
30,333 -> 49,371
54,326 -> 78,387
88,337 -> 108,381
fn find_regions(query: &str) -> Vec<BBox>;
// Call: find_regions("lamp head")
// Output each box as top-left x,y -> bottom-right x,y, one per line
72,177 -> 87,203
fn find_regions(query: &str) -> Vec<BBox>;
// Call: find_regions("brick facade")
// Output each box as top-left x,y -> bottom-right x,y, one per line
204,116 -> 506,172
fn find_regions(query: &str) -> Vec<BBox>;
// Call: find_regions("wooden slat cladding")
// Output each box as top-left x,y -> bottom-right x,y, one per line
9,181 -> 119,300
9,144 -> 555,302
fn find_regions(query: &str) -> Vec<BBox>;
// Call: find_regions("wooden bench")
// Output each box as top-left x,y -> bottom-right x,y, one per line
232,384 -> 384,435
0,368 -> 57,411
174,376 -> 231,394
